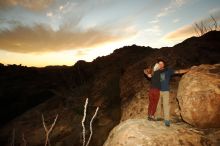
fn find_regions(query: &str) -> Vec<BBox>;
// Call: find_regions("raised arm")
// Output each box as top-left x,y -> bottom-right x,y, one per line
174,69 -> 190,74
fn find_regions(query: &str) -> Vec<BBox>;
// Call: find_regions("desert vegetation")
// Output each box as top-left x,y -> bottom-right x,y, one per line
194,16 -> 219,36
8,98 -> 99,146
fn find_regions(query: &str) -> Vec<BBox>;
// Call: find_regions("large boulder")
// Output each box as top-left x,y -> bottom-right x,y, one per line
104,119 -> 214,146
177,64 -> 220,128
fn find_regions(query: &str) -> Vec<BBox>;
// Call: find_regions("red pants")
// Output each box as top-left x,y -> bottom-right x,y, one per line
148,88 -> 160,116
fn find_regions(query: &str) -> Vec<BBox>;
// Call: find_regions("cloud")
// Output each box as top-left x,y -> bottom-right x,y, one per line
175,0 -> 186,7
0,23 -> 137,53
149,19 -> 159,24
157,7 -> 172,18
163,24 -> 194,42
0,0 -> 53,10
46,12 -> 53,17
163,13 -> 220,42
59,5 -> 64,11
209,7 -> 220,14
0,18 -> 22,28
173,18 -> 180,23
58,1 -> 78,14
157,0 -> 187,18
144,25 -> 161,36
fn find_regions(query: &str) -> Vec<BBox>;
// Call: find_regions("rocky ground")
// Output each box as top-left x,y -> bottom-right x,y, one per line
104,119 -> 220,146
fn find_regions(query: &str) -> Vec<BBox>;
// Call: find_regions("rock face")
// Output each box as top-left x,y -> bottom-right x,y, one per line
104,119 -> 214,146
177,64 -> 220,128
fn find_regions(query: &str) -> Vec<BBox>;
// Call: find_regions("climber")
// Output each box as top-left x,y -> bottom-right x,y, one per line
156,58 -> 190,127
144,63 -> 160,121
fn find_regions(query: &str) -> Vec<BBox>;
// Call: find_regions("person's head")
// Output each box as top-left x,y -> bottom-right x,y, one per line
157,59 -> 166,70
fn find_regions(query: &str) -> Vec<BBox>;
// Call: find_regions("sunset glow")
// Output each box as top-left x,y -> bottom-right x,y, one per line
0,0 -> 220,67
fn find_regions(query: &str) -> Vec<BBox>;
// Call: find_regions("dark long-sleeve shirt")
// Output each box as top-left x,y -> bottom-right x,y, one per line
150,70 -> 161,89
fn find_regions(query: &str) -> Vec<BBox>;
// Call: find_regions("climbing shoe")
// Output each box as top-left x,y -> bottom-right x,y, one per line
164,120 -> 171,127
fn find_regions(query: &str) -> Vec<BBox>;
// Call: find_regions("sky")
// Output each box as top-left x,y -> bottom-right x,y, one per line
0,0 -> 219,67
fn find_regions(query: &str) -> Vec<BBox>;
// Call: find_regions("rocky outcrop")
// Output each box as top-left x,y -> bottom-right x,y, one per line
104,119 -> 217,146
177,64 -> 220,128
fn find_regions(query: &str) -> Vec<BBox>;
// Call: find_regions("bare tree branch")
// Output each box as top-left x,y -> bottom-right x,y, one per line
86,107 -> 99,146
194,24 -> 200,36
42,114 -> 59,146
210,15 -> 218,30
82,98 -> 88,146
194,15 -> 219,36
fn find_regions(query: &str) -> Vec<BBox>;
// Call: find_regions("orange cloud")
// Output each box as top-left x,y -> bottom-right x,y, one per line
163,25 -> 195,42
0,0 -> 53,10
0,24 -> 136,53
164,13 -> 220,42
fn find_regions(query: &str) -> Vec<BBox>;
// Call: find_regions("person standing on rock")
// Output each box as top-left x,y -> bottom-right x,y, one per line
144,63 -> 160,121
156,59 -> 189,127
